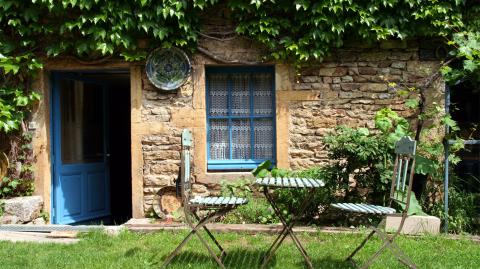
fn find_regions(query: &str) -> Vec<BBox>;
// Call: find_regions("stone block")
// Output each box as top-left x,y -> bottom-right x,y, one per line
301,76 -> 319,83
311,117 -> 337,128
0,215 -> 20,224
348,67 -> 359,75
1,196 -> 43,223
319,67 -> 348,77
331,84 -> 341,91
311,83 -> 331,90
293,83 -> 311,90
150,163 -> 179,174
191,184 -> 210,197
337,51 -> 357,61
384,215 -> 441,235
358,67 -> 377,75
341,83 -> 362,91
360,84 -> 388,92
351,99 -> 374,104
388,52 -> 414,60
380,40 -> 408,49
378,61 -> 392,68
357,52 -> 387,62
290,149 -> 315,158
341,76 -> 354,82
319,68 -> 337,76
144,175 -> 173,186
406,61 -> 439,77
391,61 -> 406,69
339,91 -> 363,99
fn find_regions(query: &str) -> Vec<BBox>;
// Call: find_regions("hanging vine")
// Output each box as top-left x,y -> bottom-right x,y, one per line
0,0 -> 477,130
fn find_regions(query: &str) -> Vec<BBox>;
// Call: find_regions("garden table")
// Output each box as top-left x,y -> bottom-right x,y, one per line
255,177 -> 325,269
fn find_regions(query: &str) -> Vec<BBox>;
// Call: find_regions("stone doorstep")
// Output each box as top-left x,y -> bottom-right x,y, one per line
47,231 -> 79,239
384,215 -> 441,235
0,231 -> 79,244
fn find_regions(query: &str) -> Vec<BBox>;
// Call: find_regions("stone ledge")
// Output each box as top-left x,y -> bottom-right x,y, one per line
384,215 -> 441,235
195,172 -> 254,184
124,218 -> 354,234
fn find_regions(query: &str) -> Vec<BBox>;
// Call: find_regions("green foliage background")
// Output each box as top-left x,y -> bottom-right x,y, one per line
0,0 -> 478,133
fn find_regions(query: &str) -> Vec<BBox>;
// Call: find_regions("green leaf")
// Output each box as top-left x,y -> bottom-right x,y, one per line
394,190 -> 427,216
405,99 -> 419,109
0,63 -> 20,74
414,155 -> 437,176
251,160 -> 272,177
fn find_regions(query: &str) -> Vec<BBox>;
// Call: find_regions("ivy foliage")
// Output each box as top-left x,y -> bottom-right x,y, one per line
0,0 -> 220,132
440,1 -> 480,84
0,0 -> 475,134
230,0 -> 465,61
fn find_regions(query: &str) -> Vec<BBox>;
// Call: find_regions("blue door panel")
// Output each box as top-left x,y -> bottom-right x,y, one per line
51,73 -> 110,224
59,174 -> 82,217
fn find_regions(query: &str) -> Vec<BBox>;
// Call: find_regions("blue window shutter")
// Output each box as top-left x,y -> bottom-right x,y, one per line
206,66 -> 276,170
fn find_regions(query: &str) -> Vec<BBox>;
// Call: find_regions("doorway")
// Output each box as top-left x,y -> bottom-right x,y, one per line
51,71 -> 132,224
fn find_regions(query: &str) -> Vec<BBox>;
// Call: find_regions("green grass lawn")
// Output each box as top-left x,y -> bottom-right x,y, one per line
0,230 -> 478,269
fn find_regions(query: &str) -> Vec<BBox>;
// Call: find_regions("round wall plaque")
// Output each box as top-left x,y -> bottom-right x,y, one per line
146,47 -> 191,91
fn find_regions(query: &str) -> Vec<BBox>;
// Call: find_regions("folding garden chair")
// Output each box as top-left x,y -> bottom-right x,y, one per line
331,136 -> 418,269
161,129 -> 248,269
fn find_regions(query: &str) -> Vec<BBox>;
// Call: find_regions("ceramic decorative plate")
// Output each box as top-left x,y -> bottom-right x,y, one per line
145,47 -> 191,90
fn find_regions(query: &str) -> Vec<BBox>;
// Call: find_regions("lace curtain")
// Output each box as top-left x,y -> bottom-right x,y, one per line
208,71 -> 274,161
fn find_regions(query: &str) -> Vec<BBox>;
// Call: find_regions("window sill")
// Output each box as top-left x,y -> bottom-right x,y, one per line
195,172 -> 254,184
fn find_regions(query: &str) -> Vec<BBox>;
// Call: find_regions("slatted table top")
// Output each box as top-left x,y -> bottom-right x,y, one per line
190,196 -> 248,206
255,177 -> 325,188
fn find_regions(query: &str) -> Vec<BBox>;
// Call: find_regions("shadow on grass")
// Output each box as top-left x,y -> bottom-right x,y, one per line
157,249 -> 275,268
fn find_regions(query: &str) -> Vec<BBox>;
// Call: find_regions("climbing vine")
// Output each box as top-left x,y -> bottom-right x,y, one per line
0,1 -> 475,132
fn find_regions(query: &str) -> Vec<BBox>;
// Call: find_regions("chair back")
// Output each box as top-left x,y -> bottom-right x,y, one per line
389,136 -> 417,208
181,129 -> 193,204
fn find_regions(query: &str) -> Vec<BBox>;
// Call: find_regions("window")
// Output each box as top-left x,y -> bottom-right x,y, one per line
206,66 -> 275,170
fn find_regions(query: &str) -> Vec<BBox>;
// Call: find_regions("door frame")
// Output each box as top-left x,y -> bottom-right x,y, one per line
34,66 -> 143,224
50,72 -> 111,224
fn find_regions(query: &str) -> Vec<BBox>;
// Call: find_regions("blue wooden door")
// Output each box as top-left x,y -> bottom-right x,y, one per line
52,74 -> 110,224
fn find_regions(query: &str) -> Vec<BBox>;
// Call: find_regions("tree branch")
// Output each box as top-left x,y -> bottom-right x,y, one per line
197,31 -> 238,41
197,46 -> 262,65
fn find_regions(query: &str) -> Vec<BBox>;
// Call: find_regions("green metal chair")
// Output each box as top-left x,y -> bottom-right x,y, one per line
331,136 -> 418,269
161,129 -> 248,269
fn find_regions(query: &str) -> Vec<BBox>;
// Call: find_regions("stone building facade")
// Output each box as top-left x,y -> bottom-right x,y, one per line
137,38 -> 443,215
31,28 -> 444,222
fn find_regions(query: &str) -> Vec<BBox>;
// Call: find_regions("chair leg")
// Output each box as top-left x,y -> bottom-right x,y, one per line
346,229 -> 376,262
161,209 -> 229,268
358,226 -> 416,269
358,238 -> 390,269
194,228 -> 227,269
160,228 -> 197,268
193,210 -> 227,257
373,229 -> 416,269
264,197 -> 307,259
261,188 -> 315,269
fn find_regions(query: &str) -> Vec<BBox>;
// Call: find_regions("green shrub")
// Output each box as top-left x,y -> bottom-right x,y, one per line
431,174 -> 480,234
220,178 -> 279,224
222,198 -> 279,224
0,132 -> 35,198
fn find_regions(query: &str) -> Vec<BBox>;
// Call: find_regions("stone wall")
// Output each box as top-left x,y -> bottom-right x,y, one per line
139,34 -> 267,213
288,43 -> 442,169
139,38 -> 444,215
